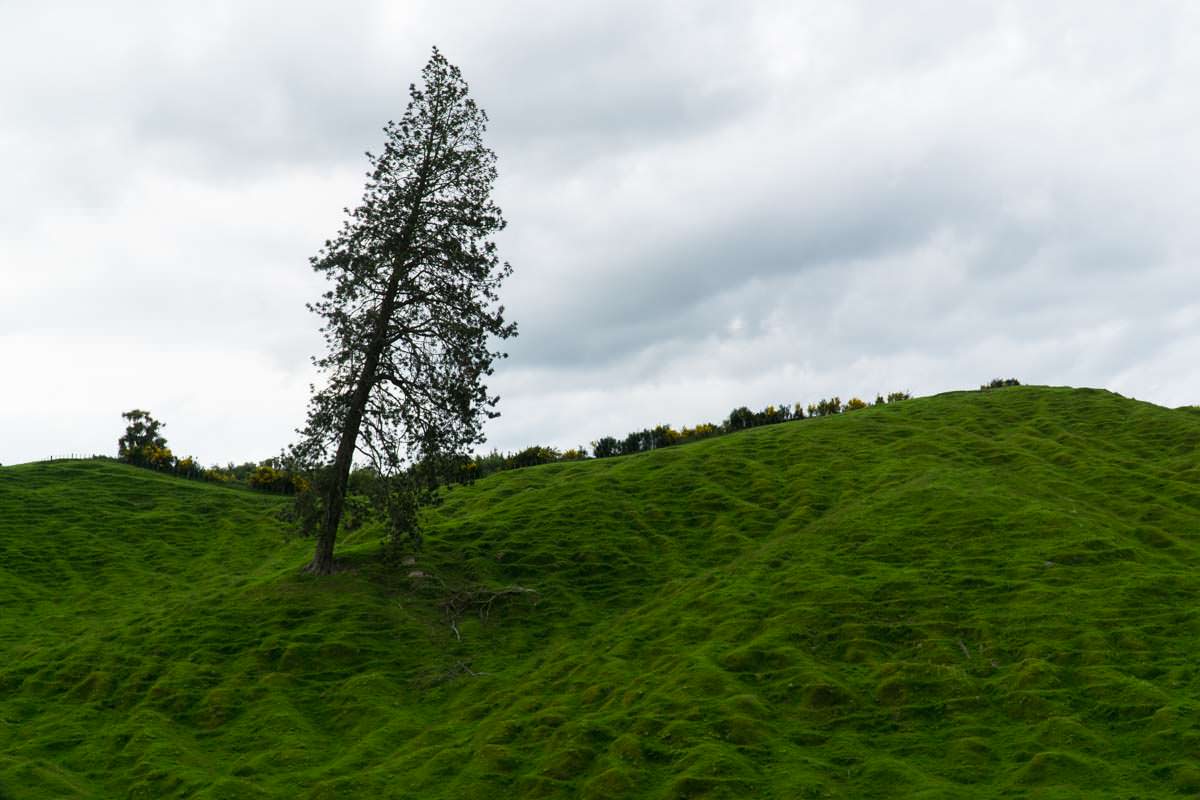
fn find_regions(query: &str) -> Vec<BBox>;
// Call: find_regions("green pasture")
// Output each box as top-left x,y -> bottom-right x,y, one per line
1,386 -> 1198,797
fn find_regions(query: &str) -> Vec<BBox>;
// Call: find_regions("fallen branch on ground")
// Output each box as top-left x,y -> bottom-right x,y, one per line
440,584 -> 540,626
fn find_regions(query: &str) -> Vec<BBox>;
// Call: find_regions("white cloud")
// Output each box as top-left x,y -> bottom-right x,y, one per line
1,1 -> 1197,464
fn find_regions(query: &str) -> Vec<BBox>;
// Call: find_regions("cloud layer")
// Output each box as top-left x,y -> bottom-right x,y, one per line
2,1 -> 1197,465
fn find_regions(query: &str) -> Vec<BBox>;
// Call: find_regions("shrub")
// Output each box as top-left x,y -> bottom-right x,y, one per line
248,464 -> 295,494
845,397 -> 868,411
144,444 -> 175,471
176,456 -> 201,479
509,446 -> 561,469
680,422 -> 719,441
981,378 -> 1021,390
341,494 -> 371,531
886,391 -> 912,403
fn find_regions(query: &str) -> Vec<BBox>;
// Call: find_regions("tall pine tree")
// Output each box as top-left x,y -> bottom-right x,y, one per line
294,49 -> 515,575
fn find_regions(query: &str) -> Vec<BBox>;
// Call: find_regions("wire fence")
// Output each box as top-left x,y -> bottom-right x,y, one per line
41,454 -> 110,462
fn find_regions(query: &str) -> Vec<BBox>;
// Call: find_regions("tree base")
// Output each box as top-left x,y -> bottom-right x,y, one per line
306,531 -> 338,576
303,554 -> 338,576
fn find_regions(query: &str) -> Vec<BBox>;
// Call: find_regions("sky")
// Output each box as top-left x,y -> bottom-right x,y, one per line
2,1 -> 1198,466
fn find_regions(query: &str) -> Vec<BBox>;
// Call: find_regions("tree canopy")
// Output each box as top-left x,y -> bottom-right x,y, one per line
293,48 -> 516,575
117,409 -> 170,468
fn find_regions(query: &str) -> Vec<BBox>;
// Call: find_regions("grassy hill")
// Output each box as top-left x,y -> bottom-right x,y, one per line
2,386 -> 1199,798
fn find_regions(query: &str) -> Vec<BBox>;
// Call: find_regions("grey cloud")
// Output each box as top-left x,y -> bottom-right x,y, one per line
2,0 -> 1198,466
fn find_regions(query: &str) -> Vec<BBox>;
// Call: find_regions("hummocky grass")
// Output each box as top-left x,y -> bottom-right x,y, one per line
1,386 -> 1199,798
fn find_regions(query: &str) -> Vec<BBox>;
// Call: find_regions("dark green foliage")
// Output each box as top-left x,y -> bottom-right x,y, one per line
116,411 -> 300,493
983,378 -> 1022,390
116,409 -> 169,468
340,494 -> 372,531
808,396 -> 843,417
726,406 -> 755,431
508,446 -> 561,469
467,446 -> 581,477
729,403 -> 791,428
591,436 -> 619,458
648,424 -> 679,449
247,464 -> 297,494
585,394 -> 908,462
465,390 -> 908,475
764,403 -> 791,424
4,386 -> 1200,798
187,458 -> 300,495
292,48 -> 516,572
469,448 -> 507,475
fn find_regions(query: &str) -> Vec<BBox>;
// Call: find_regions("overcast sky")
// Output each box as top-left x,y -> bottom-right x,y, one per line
2,1 -> 1197,466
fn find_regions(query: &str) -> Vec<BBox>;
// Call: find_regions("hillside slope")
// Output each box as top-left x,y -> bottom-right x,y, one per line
1,386 -> 1198,798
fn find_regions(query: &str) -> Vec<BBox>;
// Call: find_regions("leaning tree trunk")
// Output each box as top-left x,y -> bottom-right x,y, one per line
306,394 -> 368,574
305,225 -> 423,573
305,286 -> 397,575
304,153 -> 433,574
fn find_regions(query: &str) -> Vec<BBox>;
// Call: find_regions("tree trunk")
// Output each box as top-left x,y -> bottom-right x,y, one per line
305,329 -> 385,575
305,207 -> 425,575
303,140 -> 434,575
305,409 -> 360,574
307,514 -> 338,574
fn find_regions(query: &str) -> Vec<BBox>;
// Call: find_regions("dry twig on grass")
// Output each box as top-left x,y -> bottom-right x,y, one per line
440,584 -> 540,625
405,565 -> 539,641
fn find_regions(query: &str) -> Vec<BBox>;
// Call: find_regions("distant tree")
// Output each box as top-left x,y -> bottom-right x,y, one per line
509,446 -> 559,469
680,422 -> 719,441
176,456 -> 201,479
810,397 -> 842,417
726,406 -> 755,431
759,404 -> 789,425
845,397 -> 868,411
470,449 -> 506,477
591,436 -> 619,458
291,48 -> 516,575
619,432 -> 643,456
117,410 -> 170,468
886,391 -> 912,403
649,424 -> 680,449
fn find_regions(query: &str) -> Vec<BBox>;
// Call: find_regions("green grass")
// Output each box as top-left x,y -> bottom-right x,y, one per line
2,386 -> 1199,798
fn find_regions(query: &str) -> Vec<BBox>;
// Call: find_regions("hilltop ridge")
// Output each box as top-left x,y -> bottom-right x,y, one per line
2,386 -> 1199,798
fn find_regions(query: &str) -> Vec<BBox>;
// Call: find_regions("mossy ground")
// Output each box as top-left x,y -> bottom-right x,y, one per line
2,386 -> 1198,797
